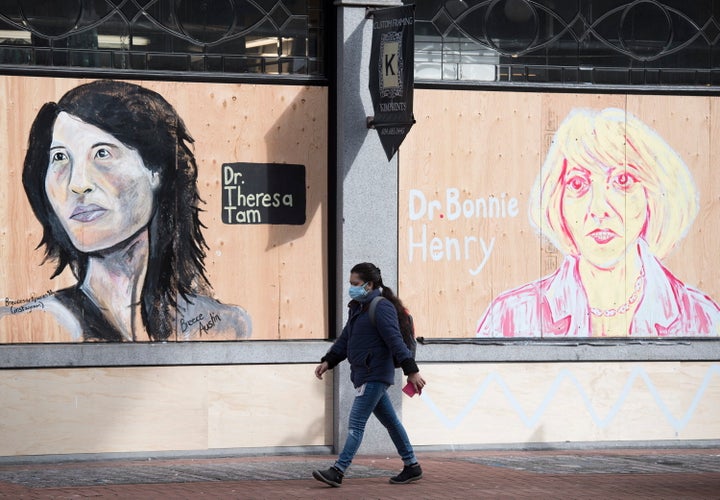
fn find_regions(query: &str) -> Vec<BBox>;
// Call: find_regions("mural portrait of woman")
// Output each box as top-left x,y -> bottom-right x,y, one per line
477,107 -> 720,338
2,79 -> 251,342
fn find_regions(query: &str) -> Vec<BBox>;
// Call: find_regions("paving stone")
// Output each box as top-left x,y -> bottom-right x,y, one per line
459,453 -> 720,474
0,449 -> 718,499
0,460 -> 389,487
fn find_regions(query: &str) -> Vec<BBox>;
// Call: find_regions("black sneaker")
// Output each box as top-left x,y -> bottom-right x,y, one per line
389,463 -> 423,484
312,466 -> 344,487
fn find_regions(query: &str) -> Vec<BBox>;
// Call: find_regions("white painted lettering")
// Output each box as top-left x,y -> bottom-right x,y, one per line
430,237 -> 444,261
408,225 -> 427,262
469,237 -> 496,275
409,189 -> 426,221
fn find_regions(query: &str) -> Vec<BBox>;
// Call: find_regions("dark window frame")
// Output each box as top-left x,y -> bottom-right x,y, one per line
0,0 -> 327,85
409,0 -> 720,88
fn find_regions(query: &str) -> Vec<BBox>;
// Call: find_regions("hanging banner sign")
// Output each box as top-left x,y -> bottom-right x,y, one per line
367,4 -> 415,161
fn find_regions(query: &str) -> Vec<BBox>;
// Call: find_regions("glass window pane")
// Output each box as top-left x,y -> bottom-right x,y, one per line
0,0 -> 325,79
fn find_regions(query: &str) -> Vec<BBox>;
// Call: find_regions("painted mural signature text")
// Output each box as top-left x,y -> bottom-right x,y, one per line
181,311 -> 222,336
6,290 -> 54,314
198,311 -> 221,336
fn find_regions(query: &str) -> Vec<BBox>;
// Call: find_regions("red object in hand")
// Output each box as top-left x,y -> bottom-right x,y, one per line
402,381 -> 419,397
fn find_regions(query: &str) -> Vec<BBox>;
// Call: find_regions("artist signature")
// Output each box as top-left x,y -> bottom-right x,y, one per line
5,290 -> 54,308
180,311 -> 222,336
10,300 -> 45,314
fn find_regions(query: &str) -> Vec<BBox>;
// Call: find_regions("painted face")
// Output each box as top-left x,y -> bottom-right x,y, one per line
560,160 -> 648,269
45,112 -> 160,253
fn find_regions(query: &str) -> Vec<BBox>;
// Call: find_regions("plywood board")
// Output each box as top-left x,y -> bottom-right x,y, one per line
400,90 -> 720,338
0,364 -> 329,455
0,77 -> 328,343
402,362 -> 720,444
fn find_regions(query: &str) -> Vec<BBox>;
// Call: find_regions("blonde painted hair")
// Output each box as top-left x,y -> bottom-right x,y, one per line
529,107 -> 699,260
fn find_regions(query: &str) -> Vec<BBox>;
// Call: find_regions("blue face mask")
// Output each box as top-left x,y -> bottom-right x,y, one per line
349,282 -> 369,301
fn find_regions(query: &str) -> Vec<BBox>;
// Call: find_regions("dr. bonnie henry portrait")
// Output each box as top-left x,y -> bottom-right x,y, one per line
477,107 -> 719,338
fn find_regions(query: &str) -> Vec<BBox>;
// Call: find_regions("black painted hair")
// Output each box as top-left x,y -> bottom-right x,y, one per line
350,262 -> 412,333
22,79 -> 211,341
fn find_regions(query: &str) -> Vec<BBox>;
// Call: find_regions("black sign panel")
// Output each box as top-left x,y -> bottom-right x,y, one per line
368,4 -> 415,161
221,162 -> 306,225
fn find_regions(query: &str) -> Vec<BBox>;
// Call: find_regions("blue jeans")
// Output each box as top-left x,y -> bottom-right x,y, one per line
334,381 -> 417,472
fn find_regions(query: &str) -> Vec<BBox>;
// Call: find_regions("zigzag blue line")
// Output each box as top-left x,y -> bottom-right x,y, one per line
419,364 -> 720,432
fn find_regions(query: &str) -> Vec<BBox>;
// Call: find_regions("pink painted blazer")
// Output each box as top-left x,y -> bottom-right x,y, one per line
476,240 -> 720,337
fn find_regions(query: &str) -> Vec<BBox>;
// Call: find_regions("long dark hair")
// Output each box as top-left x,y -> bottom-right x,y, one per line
22,79 -> 211,341
350,262 -> 412,334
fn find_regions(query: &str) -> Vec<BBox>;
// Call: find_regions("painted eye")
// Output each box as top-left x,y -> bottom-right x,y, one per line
613,172 -> 639,191
565,175 -> 589,195
50,150 -> 67,163
95,148 -> 112,160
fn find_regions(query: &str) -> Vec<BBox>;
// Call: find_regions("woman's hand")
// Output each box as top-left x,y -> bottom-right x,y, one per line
315,361 -> 329,380
407,372 -> 426,394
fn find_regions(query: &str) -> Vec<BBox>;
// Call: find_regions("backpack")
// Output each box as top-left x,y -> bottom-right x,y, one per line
368,296 -> 417,366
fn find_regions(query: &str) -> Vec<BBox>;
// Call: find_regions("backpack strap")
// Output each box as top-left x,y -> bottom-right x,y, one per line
368,295 -> 385,328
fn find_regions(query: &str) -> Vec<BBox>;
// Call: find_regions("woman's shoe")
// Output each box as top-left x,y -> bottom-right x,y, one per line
312,466 -> 344,487
389,463 -> 423,484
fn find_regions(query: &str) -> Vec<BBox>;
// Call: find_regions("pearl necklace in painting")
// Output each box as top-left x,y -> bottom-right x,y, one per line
590,268 -> 645,318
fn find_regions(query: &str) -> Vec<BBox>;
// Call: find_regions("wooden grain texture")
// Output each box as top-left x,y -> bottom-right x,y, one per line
402,362 -> 720,445
400,90 -> 720,338
629,95 -> 718,299
0,77 -> 327,342
399,89 -> 543,338
0,364 -> 328,455
207,364 -> 330,448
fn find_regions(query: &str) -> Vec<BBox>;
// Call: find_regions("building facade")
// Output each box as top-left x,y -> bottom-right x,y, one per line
1,0 -> 719,459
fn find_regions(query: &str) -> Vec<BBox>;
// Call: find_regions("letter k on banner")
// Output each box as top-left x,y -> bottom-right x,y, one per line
367,4 -> 416,161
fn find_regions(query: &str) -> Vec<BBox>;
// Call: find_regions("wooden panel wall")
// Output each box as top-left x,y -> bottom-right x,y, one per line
0,77 -> 328,342
0,364 -> 331,455
399,90 -> 720,338
403,362 -> 720,445
2,361 -> 717,457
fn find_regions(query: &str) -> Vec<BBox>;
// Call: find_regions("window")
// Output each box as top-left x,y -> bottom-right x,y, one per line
0,0 -> 325,78
410,0 -> 720,86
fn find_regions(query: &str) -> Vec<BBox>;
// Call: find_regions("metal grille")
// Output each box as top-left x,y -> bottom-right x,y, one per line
410,0 -> 720,86
0,0 -> 325,79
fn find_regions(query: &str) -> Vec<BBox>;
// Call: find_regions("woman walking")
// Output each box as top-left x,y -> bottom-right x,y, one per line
313,262 -> 426,487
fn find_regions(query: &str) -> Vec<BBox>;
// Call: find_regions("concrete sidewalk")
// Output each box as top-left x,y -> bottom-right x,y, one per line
0,448 -> 719,499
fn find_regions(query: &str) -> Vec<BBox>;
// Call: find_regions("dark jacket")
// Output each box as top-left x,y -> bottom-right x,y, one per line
322,289 -> 419,387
